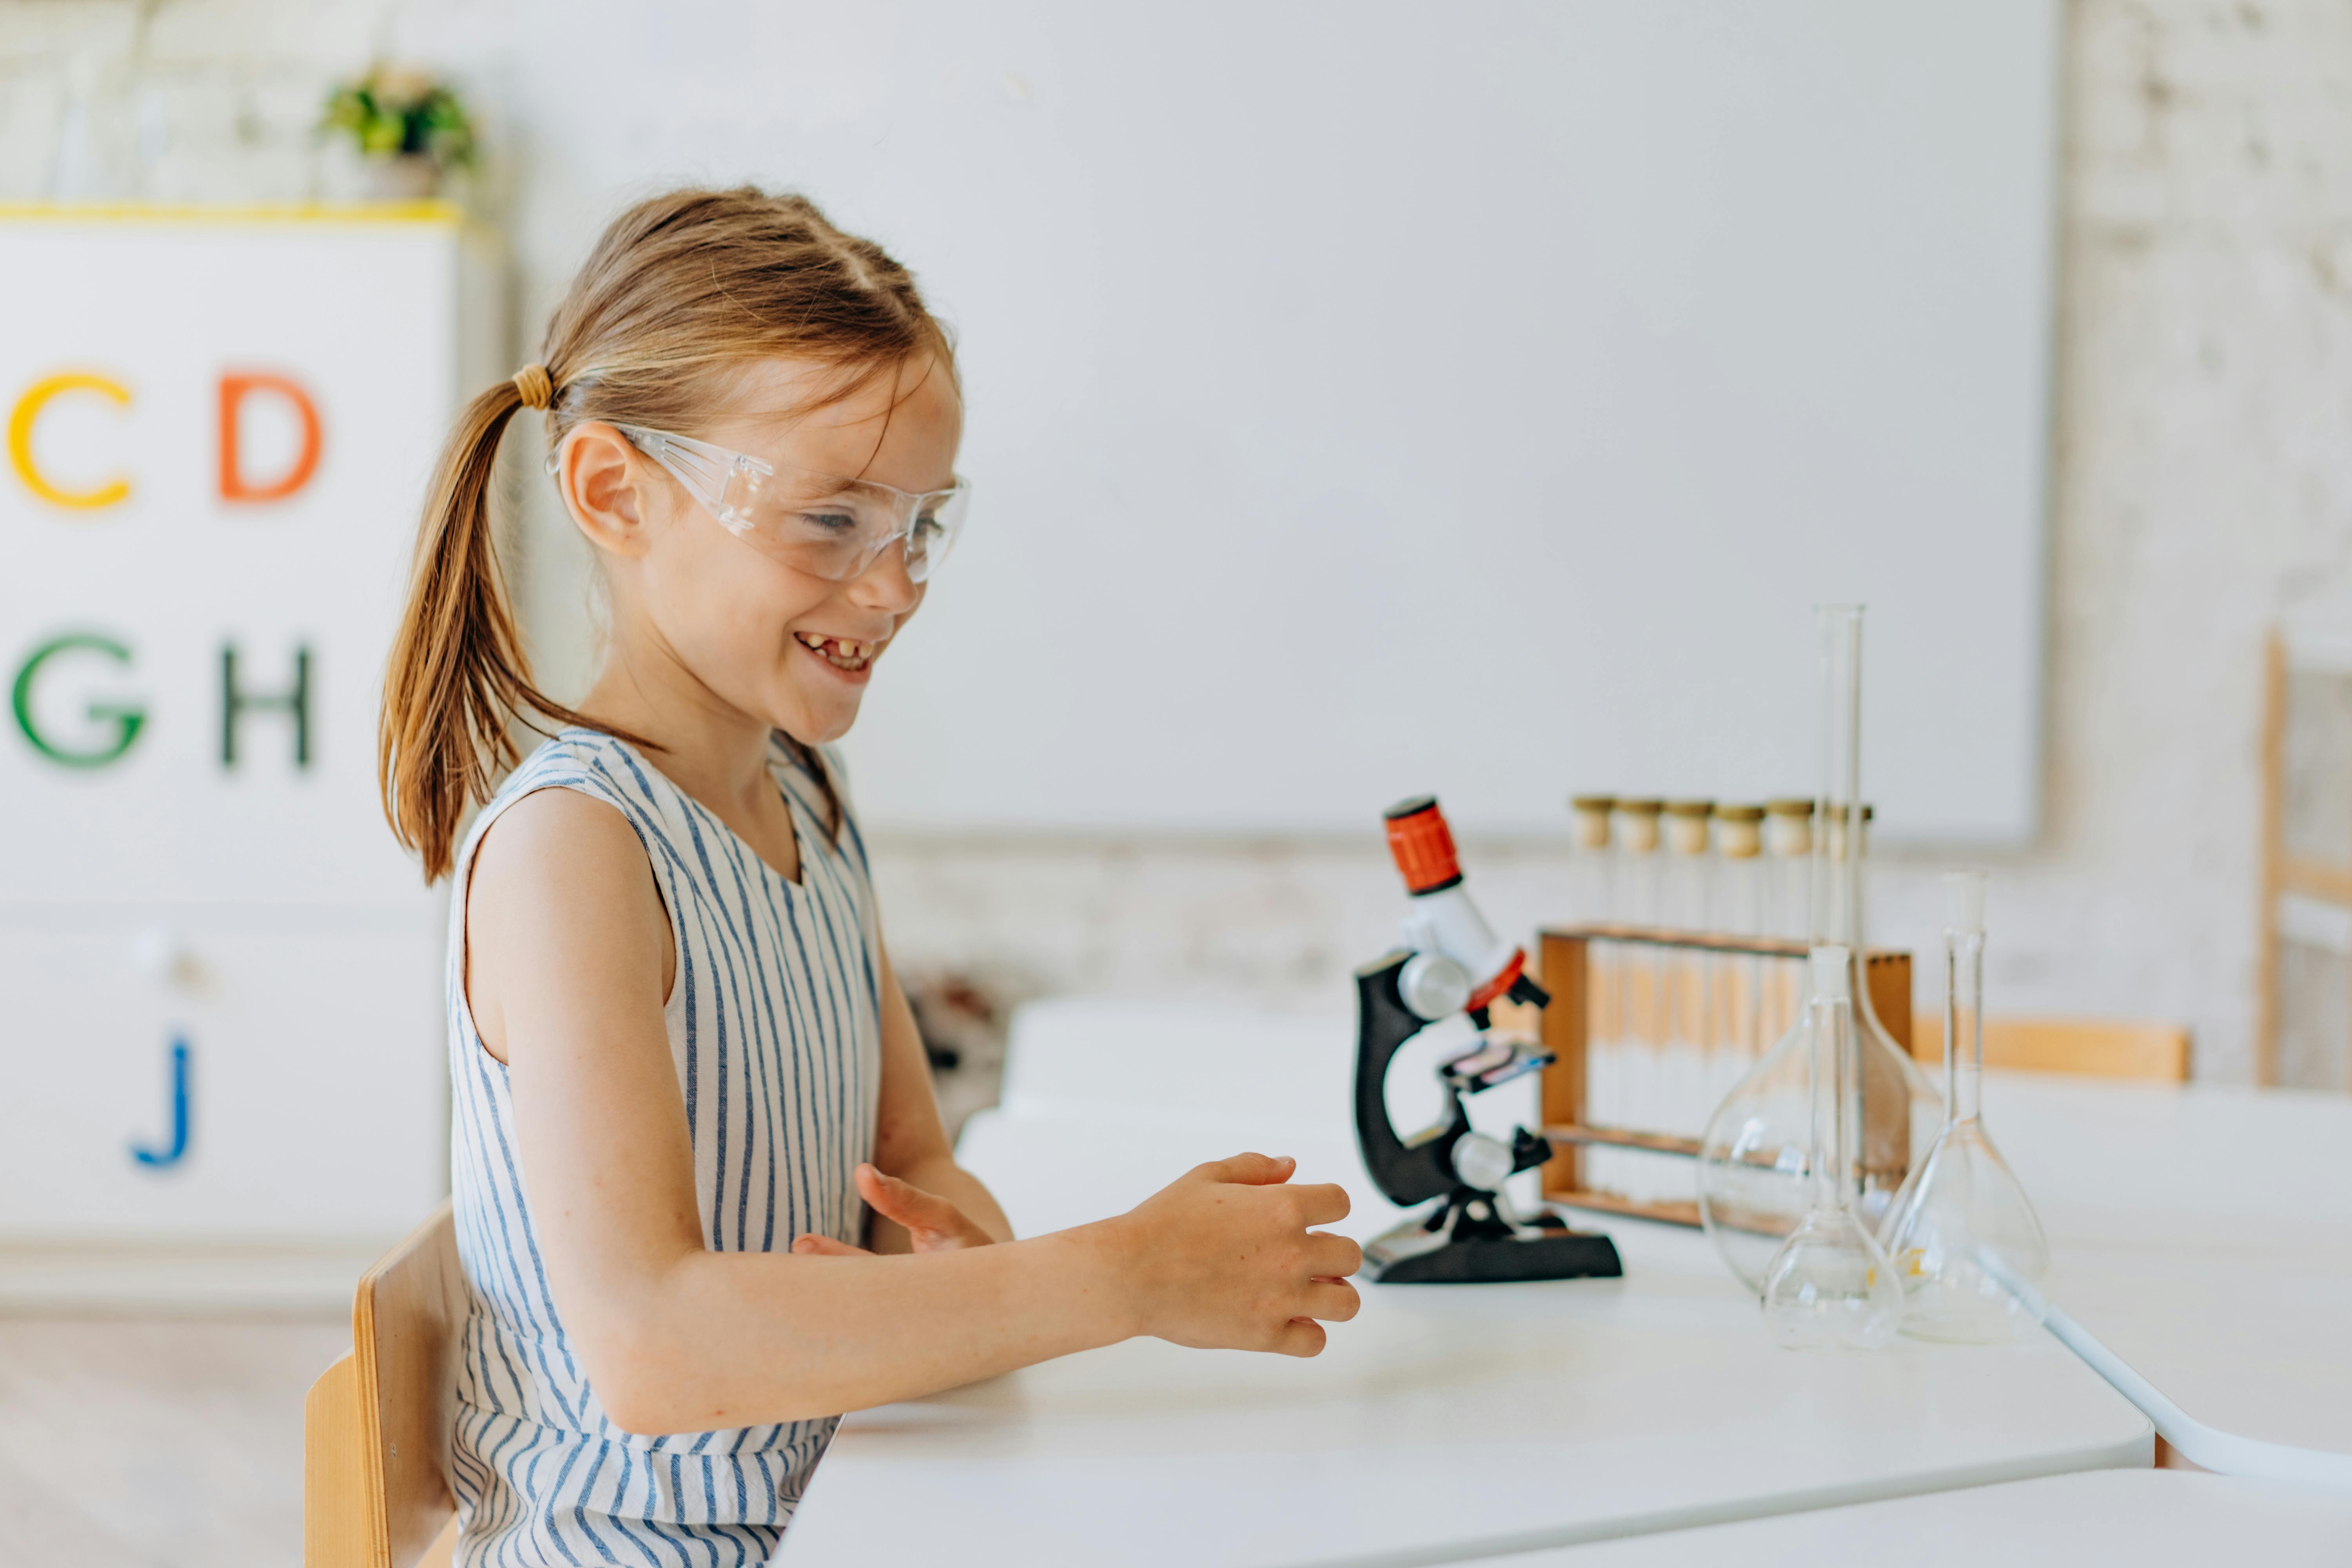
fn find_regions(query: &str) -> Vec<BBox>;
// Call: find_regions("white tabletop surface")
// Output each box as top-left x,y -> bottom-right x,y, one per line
782,1004 -> 2352,1562
992,1006 -> 2352,1465
785,1113 -> 2147,1566
1476,1468 -> 2352,1566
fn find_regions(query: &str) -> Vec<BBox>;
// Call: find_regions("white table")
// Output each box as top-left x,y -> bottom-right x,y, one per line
786,1112 -> 2147,1565
986,1008 -> 2352,1478
1480,1468 -> 2352,1566
782,1005 -> 2351,1562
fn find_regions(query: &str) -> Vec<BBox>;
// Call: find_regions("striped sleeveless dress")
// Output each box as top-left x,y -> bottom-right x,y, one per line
444,728 -> 882,1567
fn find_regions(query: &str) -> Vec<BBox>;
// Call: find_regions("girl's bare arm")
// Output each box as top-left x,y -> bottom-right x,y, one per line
467,787 -> 1359,1434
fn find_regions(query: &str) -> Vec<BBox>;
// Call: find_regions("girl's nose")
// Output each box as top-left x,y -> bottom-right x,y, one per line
846,537 -> 922,613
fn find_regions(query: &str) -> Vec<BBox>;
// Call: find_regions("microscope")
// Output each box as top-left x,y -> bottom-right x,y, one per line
1354,796 -> 1622,1284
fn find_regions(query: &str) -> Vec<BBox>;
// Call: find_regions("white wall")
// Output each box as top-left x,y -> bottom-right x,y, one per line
10,0 -> 2352,1081
501,2 -> 2065,844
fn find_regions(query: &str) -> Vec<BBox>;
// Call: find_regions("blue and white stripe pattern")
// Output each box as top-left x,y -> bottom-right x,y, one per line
445,728 -> 882,1566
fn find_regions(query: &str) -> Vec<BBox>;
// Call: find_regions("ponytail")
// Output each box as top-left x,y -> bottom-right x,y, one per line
381,185 -> 946,879
378,375 -> 632,881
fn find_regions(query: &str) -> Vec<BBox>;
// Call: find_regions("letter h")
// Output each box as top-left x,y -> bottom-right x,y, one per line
220,644 -> 311,769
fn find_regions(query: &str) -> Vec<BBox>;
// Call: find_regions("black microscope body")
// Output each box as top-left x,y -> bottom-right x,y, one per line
1353,952 -> 1622,1284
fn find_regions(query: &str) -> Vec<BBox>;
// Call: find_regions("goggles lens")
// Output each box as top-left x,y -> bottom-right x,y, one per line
615,424 -> 969,583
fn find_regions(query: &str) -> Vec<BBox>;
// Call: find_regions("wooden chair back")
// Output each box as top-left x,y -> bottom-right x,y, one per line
305,1201 -> 467,1568
1909,1015 -> 2190,1083
2258,625 -> 2352,1089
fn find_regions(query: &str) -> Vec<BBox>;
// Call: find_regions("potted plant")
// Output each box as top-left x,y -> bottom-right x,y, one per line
318,66 -> 477,200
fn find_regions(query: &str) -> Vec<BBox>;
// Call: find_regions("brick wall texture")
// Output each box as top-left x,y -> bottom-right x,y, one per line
5,0 -> 2346,1080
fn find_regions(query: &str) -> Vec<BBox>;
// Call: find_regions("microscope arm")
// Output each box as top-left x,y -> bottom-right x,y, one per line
1352,953 -> 1464,1208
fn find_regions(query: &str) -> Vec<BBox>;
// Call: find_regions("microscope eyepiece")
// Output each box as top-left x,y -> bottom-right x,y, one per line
1384,795 -> 1463,895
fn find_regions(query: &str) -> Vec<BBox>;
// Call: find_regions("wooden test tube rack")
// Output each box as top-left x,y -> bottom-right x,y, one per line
1534,926 -> 1914,1229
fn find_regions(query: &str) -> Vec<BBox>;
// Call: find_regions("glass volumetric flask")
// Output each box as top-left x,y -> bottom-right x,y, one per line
1698,606 -> 1942,1290
1880,873 -> 2052,1343
1841,804 -> 1942,1238
1760,947 -> 1904,1350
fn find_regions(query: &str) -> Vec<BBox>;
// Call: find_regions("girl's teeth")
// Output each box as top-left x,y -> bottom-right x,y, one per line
797,632 -> 874,668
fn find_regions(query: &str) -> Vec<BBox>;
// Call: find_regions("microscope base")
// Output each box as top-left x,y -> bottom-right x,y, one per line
1363,1206 -> 1623,1285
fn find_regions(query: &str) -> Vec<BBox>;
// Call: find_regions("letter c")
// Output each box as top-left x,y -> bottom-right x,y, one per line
7,373 -> 133,510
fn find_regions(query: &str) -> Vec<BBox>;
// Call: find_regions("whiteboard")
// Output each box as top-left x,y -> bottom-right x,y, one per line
517,0 -> 2060,842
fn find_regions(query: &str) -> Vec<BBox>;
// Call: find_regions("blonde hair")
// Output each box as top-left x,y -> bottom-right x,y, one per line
379,187 -> 955,880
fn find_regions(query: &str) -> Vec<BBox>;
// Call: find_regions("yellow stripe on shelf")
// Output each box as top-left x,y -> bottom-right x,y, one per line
0,201 -> 463,226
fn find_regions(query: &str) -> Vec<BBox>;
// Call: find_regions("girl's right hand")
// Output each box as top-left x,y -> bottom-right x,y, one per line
1105,1152 -> 1362,1357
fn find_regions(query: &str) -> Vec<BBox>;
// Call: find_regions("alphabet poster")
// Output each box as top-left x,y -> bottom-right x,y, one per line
0,208 -> 497,1241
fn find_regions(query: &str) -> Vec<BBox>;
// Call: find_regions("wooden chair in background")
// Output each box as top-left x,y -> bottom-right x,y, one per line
1908,1015 -> 2190,1083
2258,625 -> 2352,1091
305,1201 -> 466,1568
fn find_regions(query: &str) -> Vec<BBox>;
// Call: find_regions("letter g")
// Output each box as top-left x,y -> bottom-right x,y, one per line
12,635 -> 145,766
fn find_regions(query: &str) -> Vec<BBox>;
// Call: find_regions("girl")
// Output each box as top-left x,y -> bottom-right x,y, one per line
377,187 -> 1361,1565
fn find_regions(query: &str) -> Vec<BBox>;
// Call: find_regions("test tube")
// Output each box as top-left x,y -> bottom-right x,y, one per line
1763,798 -> 1815,1044
1661,800 -> 1715,1196
1569,795 -> 1618,1194
1603,798 -> 1664,1195
1713,804 -> 1766,1107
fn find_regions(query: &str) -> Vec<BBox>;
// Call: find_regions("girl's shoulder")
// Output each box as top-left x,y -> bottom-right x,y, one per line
456,728 -> 677,876
496,727 -> 659,813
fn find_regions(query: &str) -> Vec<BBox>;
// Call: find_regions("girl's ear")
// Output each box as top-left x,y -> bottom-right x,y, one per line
556,423 -> 655,558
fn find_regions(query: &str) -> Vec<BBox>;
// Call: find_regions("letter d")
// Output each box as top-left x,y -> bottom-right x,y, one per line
218,372 -> 323,503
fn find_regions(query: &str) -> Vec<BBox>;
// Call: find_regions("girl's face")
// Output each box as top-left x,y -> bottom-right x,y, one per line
577,354 -> 964,745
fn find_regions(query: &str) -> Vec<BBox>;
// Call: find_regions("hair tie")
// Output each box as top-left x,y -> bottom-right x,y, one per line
511,363 -> 554,411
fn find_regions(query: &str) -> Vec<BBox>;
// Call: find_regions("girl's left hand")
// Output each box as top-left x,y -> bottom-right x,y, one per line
791,1163 -> 998,1256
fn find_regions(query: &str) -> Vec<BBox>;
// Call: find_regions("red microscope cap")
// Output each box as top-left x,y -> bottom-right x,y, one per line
1383,796 -> 1463,895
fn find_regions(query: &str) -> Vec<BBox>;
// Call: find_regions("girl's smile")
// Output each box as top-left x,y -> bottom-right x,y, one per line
792,630 -> 885,679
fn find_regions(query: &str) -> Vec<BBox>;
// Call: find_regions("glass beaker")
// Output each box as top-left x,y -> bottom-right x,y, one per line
1761,946 -> 1905,1349
1697,606 -> 1942,1291
1880,872 -> 2052,1342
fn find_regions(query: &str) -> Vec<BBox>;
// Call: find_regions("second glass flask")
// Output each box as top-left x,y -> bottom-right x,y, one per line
1879,872 -> 2052,1341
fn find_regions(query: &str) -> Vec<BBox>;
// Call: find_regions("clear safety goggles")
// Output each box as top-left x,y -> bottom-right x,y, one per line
606,423 -> 971,584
